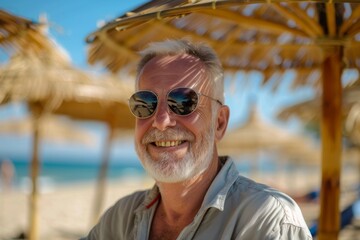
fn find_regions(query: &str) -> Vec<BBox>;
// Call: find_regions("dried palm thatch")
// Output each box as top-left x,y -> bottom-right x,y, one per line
0,51 -> 90,110
346,103 -> 360,145
0,49 -> 133,112
278,80 -> 360,120
278,80 -> 360,142
85,1 -> 360,239
0,9 -> 52,55
219,106 -> 319,162
53,74 -> 134,128
0,115 -> 97,146
86,0 -> 360,89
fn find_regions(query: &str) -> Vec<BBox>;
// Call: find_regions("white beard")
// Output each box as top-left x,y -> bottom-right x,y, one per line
135,123 -> 216,183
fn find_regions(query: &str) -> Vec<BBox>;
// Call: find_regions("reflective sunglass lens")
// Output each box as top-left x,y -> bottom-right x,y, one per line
129,91 -> 157,118
168,88 -> 198,115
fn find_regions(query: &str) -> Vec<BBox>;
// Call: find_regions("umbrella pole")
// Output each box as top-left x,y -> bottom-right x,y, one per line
29,114 -> 41,240
90,125 -> 116,226
318,45 -> 343,240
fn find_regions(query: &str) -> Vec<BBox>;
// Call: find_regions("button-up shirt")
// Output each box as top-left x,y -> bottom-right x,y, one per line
81,156 -> 312,240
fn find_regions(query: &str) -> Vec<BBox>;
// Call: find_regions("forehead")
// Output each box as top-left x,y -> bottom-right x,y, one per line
138,54 -> 210,90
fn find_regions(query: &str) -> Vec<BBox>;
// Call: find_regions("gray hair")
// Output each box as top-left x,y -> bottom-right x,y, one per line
136,39 -> 225,103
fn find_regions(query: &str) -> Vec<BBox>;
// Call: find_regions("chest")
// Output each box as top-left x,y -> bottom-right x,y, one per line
149,223 -> 183,240
148,208 -> 191,240
135,204 -> 234,240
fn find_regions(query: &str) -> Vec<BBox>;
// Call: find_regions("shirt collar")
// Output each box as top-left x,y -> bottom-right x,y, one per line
200,156 -> 239,211
135,156 -> 239,213
134,184 -> 160,214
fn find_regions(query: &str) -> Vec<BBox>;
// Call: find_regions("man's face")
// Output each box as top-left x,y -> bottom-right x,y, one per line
134,54 -> 218,183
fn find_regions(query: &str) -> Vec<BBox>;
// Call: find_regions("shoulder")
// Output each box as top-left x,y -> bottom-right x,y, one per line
112,189 -> 148,211
102,189 -> 148,225
83,190 -> 149,239
231,176 -> 303,220
232,175 -> 296,207
230,176 -> 312,238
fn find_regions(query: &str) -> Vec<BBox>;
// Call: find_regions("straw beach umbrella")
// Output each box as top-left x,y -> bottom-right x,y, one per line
85,2 -> 360,238
0,9 -> 52,55
0,52 -> 135,239
53,75 -> 135,225
278,80 -> 360,137
0,9 -> 135,239
0,53 -> 84,240
219,105 -> 320,181
0,49 -> 95,240
0,49 -> 134,238
0,115 -> 96,146
0,9 -> 79,239
219,107 -> 317,157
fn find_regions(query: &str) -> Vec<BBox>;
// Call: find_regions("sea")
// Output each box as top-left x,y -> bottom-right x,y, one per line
1,155 -> 146,191
1,153 -> 326,196
1,154 -> 360,221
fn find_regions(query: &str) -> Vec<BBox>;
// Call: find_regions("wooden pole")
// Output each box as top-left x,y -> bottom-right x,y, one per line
318,45 -> 343,240
90,125 -> 115,226
29,109 -> 42,240
90,107 -> 119,226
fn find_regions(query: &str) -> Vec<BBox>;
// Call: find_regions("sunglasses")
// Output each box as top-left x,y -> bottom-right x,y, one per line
129,87 -> 222,119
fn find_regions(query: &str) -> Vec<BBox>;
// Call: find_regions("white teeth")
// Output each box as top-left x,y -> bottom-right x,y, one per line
155,141 -> 183,147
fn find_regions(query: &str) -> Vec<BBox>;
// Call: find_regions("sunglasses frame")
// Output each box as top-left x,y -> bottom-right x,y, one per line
128,87 -> 222,119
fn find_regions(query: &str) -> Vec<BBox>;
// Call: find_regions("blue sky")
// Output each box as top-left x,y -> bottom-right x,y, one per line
1,0 -> 148,68
0,1 -> 149,163
0,1 -> 316,163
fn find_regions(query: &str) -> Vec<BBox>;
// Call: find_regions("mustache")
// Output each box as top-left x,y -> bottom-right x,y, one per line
142,128 -> 194,144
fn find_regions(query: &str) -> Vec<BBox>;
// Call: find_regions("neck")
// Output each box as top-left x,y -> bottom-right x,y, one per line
156,154 -> 221,223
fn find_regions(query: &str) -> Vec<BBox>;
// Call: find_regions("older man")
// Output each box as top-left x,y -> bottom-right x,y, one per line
82,39 -> 312,240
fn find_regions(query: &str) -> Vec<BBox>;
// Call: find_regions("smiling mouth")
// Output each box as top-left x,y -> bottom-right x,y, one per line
152,140 -> 186,147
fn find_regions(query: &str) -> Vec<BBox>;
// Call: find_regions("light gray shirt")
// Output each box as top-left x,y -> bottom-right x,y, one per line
82,157 -> 312,240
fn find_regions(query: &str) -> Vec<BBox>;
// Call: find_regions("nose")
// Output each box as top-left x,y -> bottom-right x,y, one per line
152,100 -> 176,131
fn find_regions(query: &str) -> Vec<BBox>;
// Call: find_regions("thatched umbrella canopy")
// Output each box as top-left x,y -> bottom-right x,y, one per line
278,80 -> 360,138
0,115 -> 96,146
219,107 -> 318,157
85,1 -> 360,239
221,105 -> 319,161
0,9 -> 53,55
0,51 -> 88,109
54,74 -> 134,127
219,108 -> 321,192
86,1 -> 360,88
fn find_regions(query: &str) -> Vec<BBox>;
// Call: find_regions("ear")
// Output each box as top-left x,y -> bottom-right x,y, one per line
215,105 -> 230,142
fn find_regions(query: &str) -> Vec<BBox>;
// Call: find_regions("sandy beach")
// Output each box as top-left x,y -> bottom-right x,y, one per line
0,175 -> 155,240
0,168 -> 359,240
